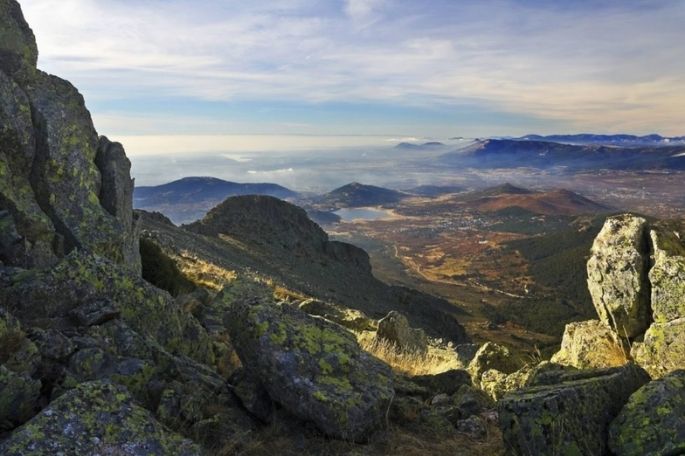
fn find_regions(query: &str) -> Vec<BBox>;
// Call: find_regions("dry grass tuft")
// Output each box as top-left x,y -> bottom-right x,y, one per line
174,250 -> 237,290
358,333 -> 460,376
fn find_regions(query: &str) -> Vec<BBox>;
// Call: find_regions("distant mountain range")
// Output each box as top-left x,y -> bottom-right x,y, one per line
516,134 -> 685,146
440,139 -> 685,171
133,177 -> 298,224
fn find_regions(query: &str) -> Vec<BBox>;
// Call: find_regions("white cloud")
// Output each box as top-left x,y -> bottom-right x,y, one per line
19,0 -> 685,135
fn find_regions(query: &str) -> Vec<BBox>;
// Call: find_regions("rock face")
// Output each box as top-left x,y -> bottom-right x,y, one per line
376,310 -> 428,353
0,381 -> 202,456
609,370 -> 685,456
498,364 -> 650,456
551,320 -> 629,369
586,214 -> 650,338
0,0 -> 140,272
222,280 -> 395,441
648,229 -> 685,323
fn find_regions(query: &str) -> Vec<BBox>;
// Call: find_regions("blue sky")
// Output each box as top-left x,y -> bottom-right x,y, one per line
20,0 -> 685,154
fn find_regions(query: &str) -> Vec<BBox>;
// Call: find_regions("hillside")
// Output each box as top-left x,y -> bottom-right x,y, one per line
440,139 -> 685,170
468,188 -> 609,216
134,176 -> 298,224
317,182 -> 408,208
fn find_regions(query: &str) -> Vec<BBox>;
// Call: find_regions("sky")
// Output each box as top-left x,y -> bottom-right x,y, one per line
20,0 -> 685,155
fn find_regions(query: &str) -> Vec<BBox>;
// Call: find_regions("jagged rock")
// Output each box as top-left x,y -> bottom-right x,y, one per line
551,320 -> 629,369
587,214 -> 650,338
96,136 -> 142,274
0,381 -> 202,455
222,280 -> 395,441
376,310 -> 428,353
498,364 -> 650,456
648,229 -> 685,323
609,370 -> 685,456
467,342 -> 521,384
298,299 -> 377,332
480,361 -> 574,401
0,0 -> 38,81
0,251 -> 212,365
0,365 -> 41,431
409,369 -> 472,396
632,318 -> 685,378
0,71 -> 58,268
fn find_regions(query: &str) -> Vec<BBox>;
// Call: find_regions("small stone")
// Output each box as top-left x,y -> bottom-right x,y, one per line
70,299 -> 120,326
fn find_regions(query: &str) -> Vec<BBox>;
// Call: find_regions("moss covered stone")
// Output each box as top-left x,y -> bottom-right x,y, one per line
609,370 -> 685,456
0,381 -> 203,455
498,364 -> 650,456
586,214 -> 650,338
221,279 -> 395,441
648,229 -> 685,323
632,318 -> 685,378
551,320 -> 629,370
1,251 -> 212,365
0,0 -> 38,81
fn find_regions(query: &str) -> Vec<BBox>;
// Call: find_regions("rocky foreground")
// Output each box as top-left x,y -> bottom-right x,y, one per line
1,1 -> 684,455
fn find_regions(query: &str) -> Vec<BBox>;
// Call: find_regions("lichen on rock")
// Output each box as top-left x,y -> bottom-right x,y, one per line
551,319 -> 629,369
221,279 -> 395,441
0,381 -> 203,455
609,370 -> 685,456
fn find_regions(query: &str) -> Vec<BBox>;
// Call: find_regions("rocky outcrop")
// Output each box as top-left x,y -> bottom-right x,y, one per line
0,0 -> 140,272
551,320 -> 629,369
0,381 -> 202,455
221,280 -> 395,441
584,214 -> 685,378
586,214 -> 650,338
609,370 -> 685,456
498,364 -> 650,456
0,252 -> 211,364
298,299 -> 377,332
96,136 -> 142,274
376,310 -> 428,353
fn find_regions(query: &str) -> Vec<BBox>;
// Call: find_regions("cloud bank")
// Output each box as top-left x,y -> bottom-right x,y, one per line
20,0 -> 685,141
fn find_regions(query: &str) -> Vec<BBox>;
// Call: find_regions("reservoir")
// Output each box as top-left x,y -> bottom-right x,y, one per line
334,207 -> 394,221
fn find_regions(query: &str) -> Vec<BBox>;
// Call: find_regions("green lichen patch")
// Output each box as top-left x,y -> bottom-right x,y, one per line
0,381 -> 202,455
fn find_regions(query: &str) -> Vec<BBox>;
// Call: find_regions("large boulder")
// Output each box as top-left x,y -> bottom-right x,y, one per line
0,381 -> 202,455
551,320 -> 629,369
587,215 -> 650,338
222,280 -> 395,441
376,310 -> 428,353
632,318 -> 685,378
498,364 -> 650,456
609,370 -> 685,456
648,229 -> 685,323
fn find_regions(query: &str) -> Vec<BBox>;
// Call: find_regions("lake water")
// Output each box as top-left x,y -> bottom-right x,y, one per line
334,207 -> 394,221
